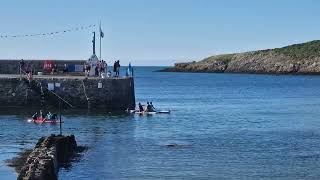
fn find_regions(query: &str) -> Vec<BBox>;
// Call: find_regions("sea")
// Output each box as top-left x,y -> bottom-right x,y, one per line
1,67 -> 320,180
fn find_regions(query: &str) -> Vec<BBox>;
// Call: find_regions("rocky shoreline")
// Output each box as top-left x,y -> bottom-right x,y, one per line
160,40 -> 320,75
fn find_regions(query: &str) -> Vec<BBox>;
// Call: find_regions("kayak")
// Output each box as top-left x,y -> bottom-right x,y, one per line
131,110 -> 170,115
135,111 -> 157,115
27,118 -> 59,124
157,110 -> 170,114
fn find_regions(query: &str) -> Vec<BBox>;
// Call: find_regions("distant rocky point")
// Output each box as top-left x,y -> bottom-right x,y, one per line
160,40 -> 320,75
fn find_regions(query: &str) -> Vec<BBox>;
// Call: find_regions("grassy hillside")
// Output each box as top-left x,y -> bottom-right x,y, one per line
161,40 -> 320,74
200,40 -> 320,64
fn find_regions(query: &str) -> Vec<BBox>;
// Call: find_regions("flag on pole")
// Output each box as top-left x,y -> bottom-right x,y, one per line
100,25 -> 104,38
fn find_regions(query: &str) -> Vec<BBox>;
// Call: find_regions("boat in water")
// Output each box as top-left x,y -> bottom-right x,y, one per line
130,110 -> 171,115
27,117 -> 59,124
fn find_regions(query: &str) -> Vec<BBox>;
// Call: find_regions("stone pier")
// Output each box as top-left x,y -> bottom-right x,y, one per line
17,135 -> 77,180
0,59 -> 135,111
0,74 -> 135,110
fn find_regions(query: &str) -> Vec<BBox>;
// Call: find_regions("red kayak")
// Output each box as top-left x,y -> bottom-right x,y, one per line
28,117 -> 58,124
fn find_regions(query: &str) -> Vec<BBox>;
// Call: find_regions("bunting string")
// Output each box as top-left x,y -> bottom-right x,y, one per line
0,24 -> 96,39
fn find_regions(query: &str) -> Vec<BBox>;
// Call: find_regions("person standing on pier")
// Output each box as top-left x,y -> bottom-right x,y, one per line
116,60 -> 120,77
126,62 -> 133,77
26,71 -> 33,84
63,64 -> 68,73
95,65 -> 99,76
102,60 -> 107,73
113,61 -> 117,77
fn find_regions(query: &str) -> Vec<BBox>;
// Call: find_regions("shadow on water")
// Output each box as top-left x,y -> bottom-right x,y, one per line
0,106 -> 132,176
60,145 -> 90,170
5,149 -> 33,174
0,106 -> 130,117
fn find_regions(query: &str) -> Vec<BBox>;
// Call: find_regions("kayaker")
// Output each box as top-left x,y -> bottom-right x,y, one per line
146,102 -> 153,112
150,102 -> 156,112
46,112 -> 53,119
32,112 -> 38,120
138,103 -> 144,112
52,113 -> 57,120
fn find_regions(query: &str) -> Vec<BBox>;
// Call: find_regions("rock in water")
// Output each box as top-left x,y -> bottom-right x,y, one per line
17,134 -> 77,180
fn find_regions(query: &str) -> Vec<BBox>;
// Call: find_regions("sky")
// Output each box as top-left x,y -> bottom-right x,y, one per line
0,0 -> 319,66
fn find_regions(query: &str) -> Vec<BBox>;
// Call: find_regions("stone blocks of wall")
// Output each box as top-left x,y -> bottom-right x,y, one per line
0,60 -> 85,74
17,135 -> 77,180
0,76 -> 135,110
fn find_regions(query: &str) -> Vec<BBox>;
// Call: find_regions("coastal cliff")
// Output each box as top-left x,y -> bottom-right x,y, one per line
161,40 -> 320,75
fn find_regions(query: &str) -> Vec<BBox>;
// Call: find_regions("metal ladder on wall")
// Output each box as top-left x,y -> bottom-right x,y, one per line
81,79 -> 91,109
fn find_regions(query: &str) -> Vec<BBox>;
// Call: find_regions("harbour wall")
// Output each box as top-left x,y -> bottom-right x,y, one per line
0,59 -> 85,74
0,75 -> 135,110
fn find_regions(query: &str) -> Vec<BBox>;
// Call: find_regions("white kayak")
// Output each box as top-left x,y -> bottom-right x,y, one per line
135,111 -> 156,115
157,110 -> 171,114
131,110 -> 170,115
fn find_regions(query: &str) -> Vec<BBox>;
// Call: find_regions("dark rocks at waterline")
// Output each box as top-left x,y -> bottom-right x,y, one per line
166,143 -> 181,148
17,134 -> 77,180
165,142 -> 190,148
158,61 -> 227,73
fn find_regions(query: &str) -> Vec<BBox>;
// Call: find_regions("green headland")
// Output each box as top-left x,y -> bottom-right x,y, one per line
161,40 -> 320,75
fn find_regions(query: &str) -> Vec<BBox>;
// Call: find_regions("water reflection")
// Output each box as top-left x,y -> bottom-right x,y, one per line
3,68 -> 320,179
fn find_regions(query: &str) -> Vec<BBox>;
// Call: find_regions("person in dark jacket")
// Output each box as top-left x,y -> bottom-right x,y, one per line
63,64 -> 68,73
113,61 -> 117,76
95,65 -> 99,76
138,103 -> 144,112
146,102 -> 153,112
150,102 -> 156,112
116,60 -> 120,77
32,112 -> 38,120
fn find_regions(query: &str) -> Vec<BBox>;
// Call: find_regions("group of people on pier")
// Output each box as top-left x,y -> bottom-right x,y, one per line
20,59 -> 34,75
84,60 -> 120,77
19,58 -> 133,79
93,60 -> 108,77
113,60 -> 121,77
85,60 -> 134,78
85,59 -> 123,78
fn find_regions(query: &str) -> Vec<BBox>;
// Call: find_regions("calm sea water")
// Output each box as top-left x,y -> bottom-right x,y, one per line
1,67 -> 320,179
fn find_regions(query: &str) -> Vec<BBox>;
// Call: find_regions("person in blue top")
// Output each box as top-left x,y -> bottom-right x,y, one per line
46,112 -> 53,119
127,62 -> 133,77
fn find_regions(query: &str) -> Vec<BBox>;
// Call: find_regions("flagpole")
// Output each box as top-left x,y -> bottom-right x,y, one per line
99,21 -> 102,61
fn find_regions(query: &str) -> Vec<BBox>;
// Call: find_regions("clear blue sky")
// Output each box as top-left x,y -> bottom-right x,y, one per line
0,0 -> 319,66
